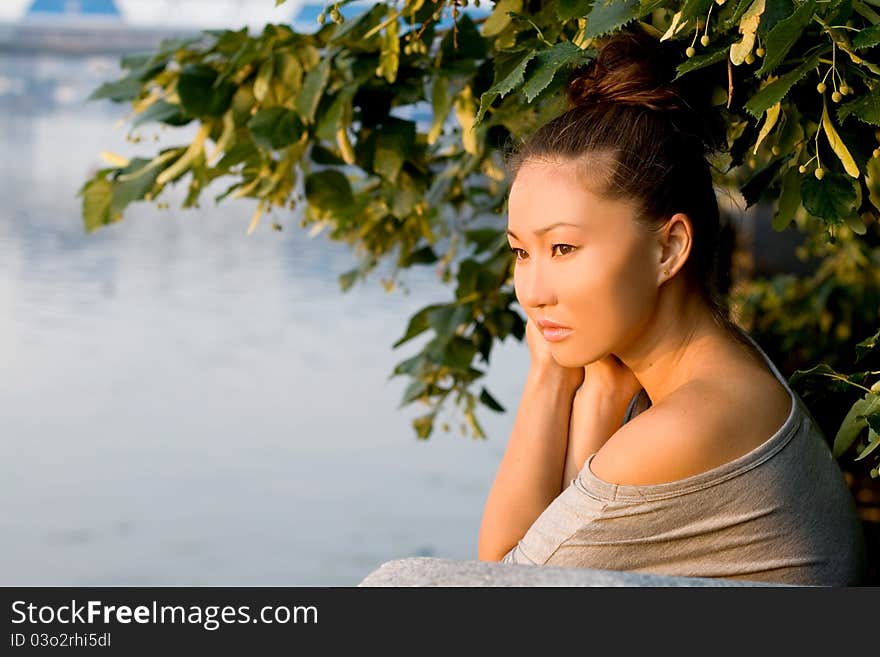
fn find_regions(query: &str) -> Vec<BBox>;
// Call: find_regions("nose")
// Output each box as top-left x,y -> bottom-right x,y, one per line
514,262 -> 556,310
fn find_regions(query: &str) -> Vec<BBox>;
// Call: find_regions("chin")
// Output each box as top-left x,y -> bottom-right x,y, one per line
548,349 -> 585,370
556,345 -> 607,369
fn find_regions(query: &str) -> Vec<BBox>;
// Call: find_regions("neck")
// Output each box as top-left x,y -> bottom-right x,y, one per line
615,279 -> 737,407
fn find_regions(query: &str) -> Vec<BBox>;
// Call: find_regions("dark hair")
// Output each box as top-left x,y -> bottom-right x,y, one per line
504,29 -> 750,346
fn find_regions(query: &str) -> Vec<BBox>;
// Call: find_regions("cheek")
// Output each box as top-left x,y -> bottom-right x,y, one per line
575,242 -> 657,325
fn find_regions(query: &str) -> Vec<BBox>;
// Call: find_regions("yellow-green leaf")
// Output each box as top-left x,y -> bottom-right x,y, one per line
208,110 -> 236,166
253,57 -> 274,103
81,177 -> 114,232
753,102 -> 780,155
483,0 -> 523,37
156,124 -> 210,185
428,75 -> 453,146
246,201 -> 265,236
866,155 -> 880,212
834,393 -> 880,457
660,10 -> 687,42
730,0 -> 765,65
773,165 -> 801,231
100,151 -> 130,168
455,84 -> 478,156
336,127 -> 356,165
377,12 -> 400,84
822,101 -> 860,178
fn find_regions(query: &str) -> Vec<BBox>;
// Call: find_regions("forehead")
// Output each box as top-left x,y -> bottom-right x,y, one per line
507,160 -> 635,234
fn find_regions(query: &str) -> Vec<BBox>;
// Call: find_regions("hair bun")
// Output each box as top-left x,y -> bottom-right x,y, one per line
567,30 -> 683,111
566,29 -> 723,153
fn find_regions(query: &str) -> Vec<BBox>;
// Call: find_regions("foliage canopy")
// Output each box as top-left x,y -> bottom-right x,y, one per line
82,0 -> 880,484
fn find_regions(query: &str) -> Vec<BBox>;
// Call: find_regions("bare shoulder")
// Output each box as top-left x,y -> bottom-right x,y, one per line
589,366 -> 793,487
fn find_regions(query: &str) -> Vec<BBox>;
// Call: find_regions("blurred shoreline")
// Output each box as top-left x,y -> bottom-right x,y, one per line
0,21 -> 197,56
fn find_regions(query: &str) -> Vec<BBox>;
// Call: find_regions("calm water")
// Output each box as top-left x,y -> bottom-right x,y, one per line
0,52 -> 527,585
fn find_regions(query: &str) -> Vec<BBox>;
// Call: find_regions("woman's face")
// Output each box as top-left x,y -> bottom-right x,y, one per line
506,159 -> 661,367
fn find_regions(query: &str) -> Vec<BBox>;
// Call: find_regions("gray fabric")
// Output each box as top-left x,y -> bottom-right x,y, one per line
359,557 -> 783,587
502,333 -> 867,585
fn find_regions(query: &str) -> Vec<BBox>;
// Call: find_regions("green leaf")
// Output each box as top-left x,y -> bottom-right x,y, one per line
401,379 -> 430,405
521,41 -> 592,102
556,0 -> 592,22
400,245 -> 438,266
456,260 -> 480,298
720,0 -> 757,29
756,0 -> 815,75
80,176 -> 114,232
856,329 -> 880,362
88,75 -> 143,102
757,0 -> 794,37
584,0 -> 641,39
428,74 -> 454,145
675,45 -> 729,79
393,303 -> 445,348
743,52 -> 820,118
773,165 -> 801,230
247,107 -> 305,150
132,100 -> 190,128
681,0 -> 714,22
314,86 -> 357,143
430,304 -> 473,337
178,64 -> 236,117
789,362 -> 874,390
855,424 -> 880,460
338,268 -> 360,292
833,392 -> 880,457
800,170 -> 858,221
295,58 -> 331,125
373,119 -> 416,183
444,335 -> 480,370
741,156 -> 786,208
304,169 -> 354,215
479,387 -> 506,412
465,228 -> 506,254
390,353 -> 425,379
440,13 -> 486,62
111,157 -> 162,216
476,51 -> 538,123
837,88 -> 880,126
216,143 -> 259,170
853,23 -> 880,49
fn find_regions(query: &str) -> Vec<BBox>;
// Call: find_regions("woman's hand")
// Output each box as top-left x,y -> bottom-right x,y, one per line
579,353 -> 643,407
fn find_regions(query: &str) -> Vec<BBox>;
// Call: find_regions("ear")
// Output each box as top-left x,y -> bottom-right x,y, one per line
656,213 -> 693,284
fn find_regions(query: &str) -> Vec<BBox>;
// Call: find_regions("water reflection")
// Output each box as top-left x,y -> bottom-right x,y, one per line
0,53 -> 525,585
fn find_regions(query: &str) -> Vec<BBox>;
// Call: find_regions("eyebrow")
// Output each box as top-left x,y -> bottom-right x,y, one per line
507,222 -> 583,240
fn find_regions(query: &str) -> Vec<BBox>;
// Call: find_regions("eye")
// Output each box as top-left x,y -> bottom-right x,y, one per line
509,246 -> 526,260
552,244 -> 576,256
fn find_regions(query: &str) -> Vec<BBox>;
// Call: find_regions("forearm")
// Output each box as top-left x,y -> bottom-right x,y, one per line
562,388 -> 631,487
478,368 -> 580,561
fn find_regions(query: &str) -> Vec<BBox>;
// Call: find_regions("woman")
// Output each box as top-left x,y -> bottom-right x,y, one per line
477,30 -> 866,585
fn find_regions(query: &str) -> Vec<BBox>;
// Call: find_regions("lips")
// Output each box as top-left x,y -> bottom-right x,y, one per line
536,318 -> 573,342
536,319 -> 571,330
